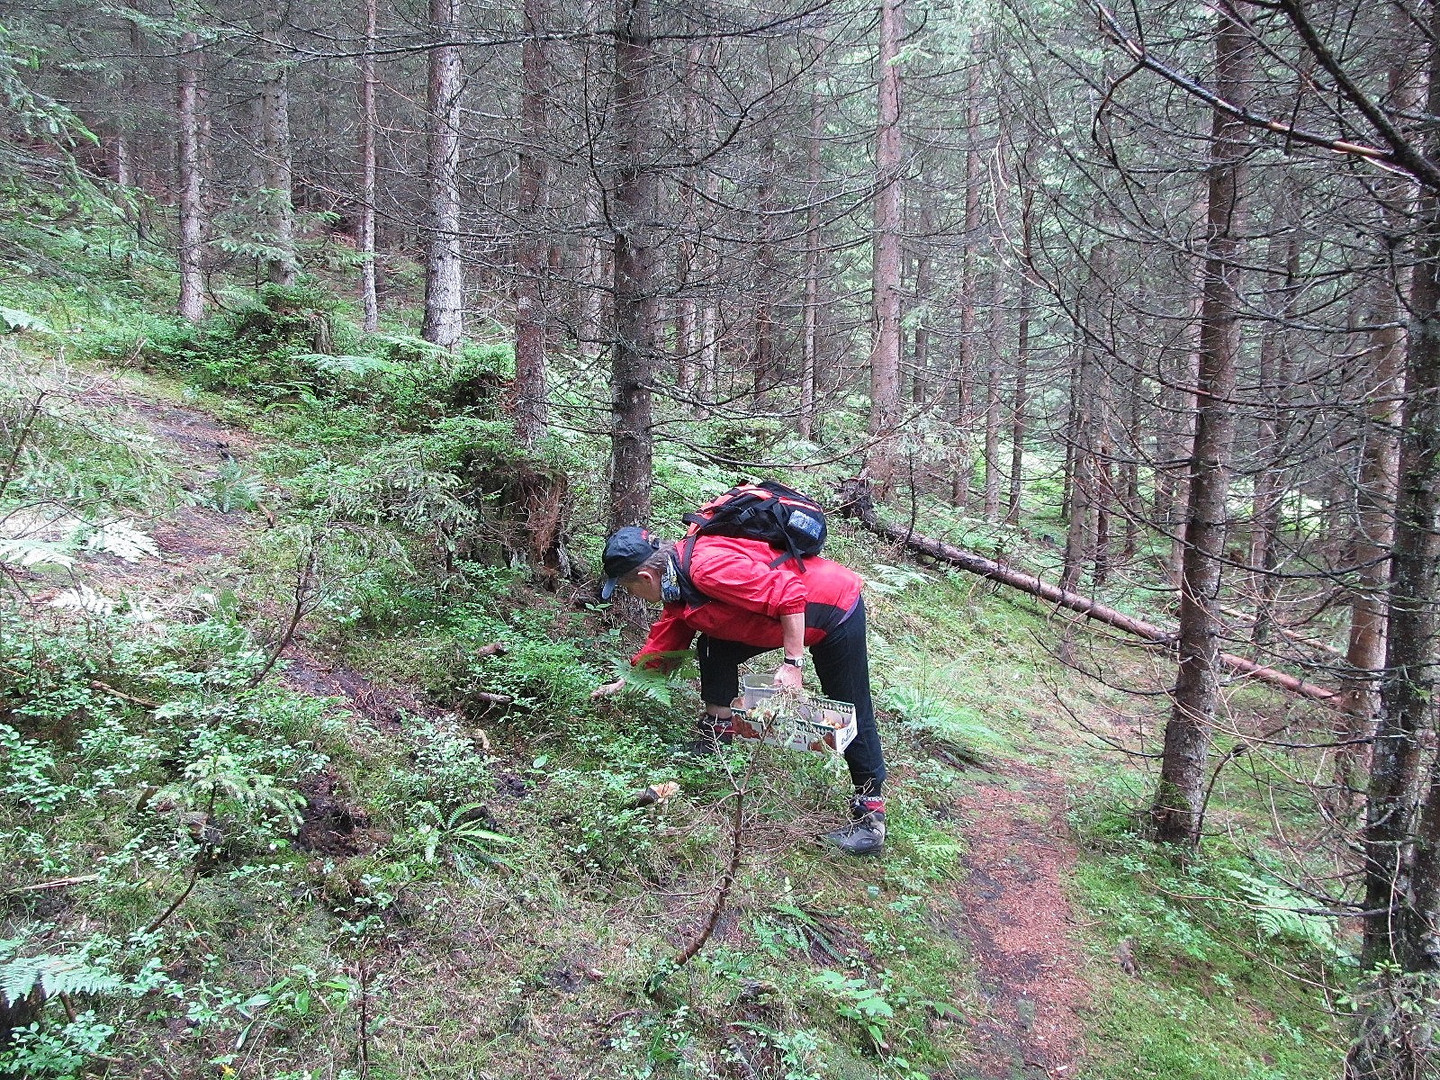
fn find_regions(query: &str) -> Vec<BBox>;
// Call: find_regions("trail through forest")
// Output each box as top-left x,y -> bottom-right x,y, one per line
42,373 -> 1097,1075
952,765 -> 1090,1078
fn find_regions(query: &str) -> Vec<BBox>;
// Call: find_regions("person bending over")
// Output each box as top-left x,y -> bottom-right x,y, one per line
592,525 -> 887,856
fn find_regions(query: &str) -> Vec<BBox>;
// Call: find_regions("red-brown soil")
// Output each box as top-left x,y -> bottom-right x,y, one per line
952,763 -> 1092,1078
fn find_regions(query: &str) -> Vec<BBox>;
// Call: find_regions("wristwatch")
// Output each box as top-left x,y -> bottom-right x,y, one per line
782,656 -> 804,669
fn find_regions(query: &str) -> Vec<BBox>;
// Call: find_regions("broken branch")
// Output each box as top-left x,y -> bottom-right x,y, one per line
837,480 -> 1337,704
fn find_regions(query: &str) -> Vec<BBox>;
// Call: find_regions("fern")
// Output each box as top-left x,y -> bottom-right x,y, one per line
303,353 -> 399,378
1220,869 -> 1340,955
0,536 -> 75,569
0,955 -> 122,1006
197,460 -> 264,514
865,562 -> 933,596
49,585 -> 117,616
82,520 -> 159,562
0,306 -> 51,334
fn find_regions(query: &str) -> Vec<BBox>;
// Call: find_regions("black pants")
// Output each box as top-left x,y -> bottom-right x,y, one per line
696,596 -> 886,797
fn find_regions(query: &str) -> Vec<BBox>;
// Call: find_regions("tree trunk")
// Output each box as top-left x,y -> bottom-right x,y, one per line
1152,4 -> 1253,849
1062,339 -> 1095,593
1094,432 -> 1112,588
259,0 -> 295,286
1121,360 -> 1143,561
358,0 -> 379,333
513,0 -> 550,448
115,11 -> 141,189
1251,205 -> 1302,647
579,183 -> 605,364
422,0 -> 464,350
674,43 -> 703,397
983,270 -> 1004,521
838,480 -> 1336,703
1162,218 -> 1206,595
1006,178 -> 1033,525
1361,83 -> 1440,976
800,81 -> 823,441
751,145 -> 778,398
608,0 -> 658,529
952,60 -> 982,510
912,245 -> 932,406
177,31 -> 205,322
867,0 -> 904,500
1337,43 -> 1420,800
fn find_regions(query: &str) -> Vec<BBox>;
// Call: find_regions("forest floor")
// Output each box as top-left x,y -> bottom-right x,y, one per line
3,314 -> 1348,1079
47,365 -> 1099,1076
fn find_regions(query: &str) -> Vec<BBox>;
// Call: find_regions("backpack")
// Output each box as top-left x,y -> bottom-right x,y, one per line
678,481 -> 829,587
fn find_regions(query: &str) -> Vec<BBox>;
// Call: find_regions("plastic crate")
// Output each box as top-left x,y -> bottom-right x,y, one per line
729,678 -> 857,756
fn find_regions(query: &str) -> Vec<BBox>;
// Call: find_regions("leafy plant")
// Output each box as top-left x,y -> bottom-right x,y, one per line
0,723 -> 76,811
414,801 -> 518,878
810,969 -> 895,1049
0,306 -> 51,333
0,1013 -> 117,1080
1220,869 -> 1342,957
865,563 -> 933,596
198,460 -> 265,514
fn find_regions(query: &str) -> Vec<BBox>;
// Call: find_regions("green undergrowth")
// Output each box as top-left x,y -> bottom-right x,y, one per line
1069,778 -> 1348,1079
0,211 -> 1358,1079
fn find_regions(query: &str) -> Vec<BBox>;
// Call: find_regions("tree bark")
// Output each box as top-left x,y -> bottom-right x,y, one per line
579,182 -> 605,364
608,0 -> 658,529
177,31 -> 205,322
1006,175 -> 1033,525
422,0 -> 464,350
1362,63 -> 1440,975
258,0 -> 295,286
750,143 -> 778,398
513,0 -> 550,448
1248,228 -> 1298,648
1337,41 -> 1421,798
800,80 -> 823,441
983,269 -> 1004,521
1153,5 -> 1253,849
358,0 -> 379,333
672,45 -> 704,397
952,59 -> 982,510
867,0 -> 904,499
1062,336 -> 1095,593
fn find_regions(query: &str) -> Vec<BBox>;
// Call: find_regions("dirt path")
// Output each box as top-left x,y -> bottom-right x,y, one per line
951,763 -> 1092,1079
31,374 -> 410,726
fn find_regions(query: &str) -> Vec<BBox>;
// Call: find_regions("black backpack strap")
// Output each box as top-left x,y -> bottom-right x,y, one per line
758,479 -> 809,502
675,534 -> 711,606
768,550 -> 806,570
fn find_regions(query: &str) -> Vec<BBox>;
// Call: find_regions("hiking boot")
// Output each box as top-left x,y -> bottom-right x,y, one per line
681,715 -> 733,757
823,795 -> 886,856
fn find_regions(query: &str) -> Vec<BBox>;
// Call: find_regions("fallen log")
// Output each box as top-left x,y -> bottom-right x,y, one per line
837,480 -> 1337,705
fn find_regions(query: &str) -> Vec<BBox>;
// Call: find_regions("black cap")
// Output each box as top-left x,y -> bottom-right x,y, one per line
600,526 -> 660,599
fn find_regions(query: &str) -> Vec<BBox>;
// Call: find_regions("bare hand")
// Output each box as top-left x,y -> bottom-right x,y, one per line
591,679 -> 625,701
773,663 -> 803,693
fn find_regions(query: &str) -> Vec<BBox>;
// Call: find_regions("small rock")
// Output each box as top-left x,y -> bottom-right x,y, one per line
1115,937 -> 1138,975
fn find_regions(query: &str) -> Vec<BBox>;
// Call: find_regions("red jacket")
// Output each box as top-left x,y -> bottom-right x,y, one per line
631,535 -> 863,667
